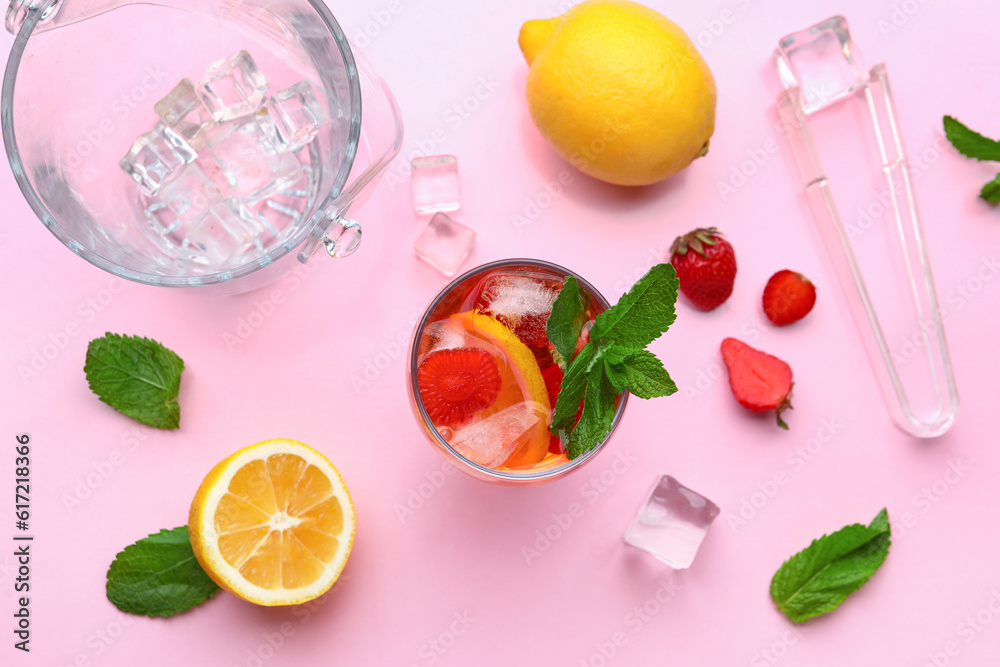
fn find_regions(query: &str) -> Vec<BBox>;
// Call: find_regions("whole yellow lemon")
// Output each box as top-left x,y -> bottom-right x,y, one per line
519,0 -> 716,186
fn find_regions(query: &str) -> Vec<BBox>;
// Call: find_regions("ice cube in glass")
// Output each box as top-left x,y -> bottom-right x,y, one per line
154,78 -> 211,148
448,402 -> 542,468
119,123 -> 197,196
260,80 -> 329,153
145,162 -> 227,246
281,164 -> 313,199
473,271 -> 563,348
411,155 -> 460,215
420,318 -> 468,355
240,163 -> 313,236
159,163 -> 226,220
414,212 -> 475,277
205,117 -> 303,202
182,199 -> 261,266
624,475 -> 720,569
196,50 -> 268,122
239,195 -> 303,246
143,200 -> 177,237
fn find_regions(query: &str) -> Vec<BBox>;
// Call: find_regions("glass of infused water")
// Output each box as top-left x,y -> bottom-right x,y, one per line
407,259 -> 629,485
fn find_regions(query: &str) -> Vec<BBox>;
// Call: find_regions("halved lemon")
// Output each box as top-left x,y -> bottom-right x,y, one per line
188,439 -> 356,606
450,311 -> 551,468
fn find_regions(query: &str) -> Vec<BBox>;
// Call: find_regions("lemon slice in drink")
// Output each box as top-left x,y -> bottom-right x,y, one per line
450,311 -> 551,468
188,439 -> 356,606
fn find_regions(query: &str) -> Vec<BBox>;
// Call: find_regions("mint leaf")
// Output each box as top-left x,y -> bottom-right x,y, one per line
552,341 -> 597,433
107,527 -> 219,617
566,366 -> 617,459
944,116 -> 1000,161
546,276 -> 586,368
942,117 -> 1000,203
600,342 -> 631,392
550,264 -> 680,458
603,361 -> 630,394
601,344 -> 635,392
981,173 -> 1000,203
590,263 -> 678,349
605,349 -> 678,399
770,508 -> 891,623
85,333 -> 185,429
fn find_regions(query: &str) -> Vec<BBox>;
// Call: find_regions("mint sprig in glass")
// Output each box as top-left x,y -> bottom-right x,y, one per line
549,263 -> 680,458
408,259 -> 679,484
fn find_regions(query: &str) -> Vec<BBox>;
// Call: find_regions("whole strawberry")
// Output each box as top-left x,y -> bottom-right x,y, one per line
763,270 -> 816,326
720,337 -> 794,429
670,227 -> 737,311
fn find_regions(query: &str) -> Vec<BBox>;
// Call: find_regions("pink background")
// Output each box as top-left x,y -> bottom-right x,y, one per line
2,0 -> 999,664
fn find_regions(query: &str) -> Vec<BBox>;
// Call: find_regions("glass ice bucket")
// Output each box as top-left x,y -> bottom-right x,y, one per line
2,0 -> 403,293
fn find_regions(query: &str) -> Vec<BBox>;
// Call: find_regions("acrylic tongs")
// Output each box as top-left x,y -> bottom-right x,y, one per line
773,16 -> 958,437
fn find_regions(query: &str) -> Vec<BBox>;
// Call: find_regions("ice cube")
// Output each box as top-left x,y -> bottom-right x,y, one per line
418,319 -> 469,357
154,78 -> 211,148
414,212 -> 475,277
236,162 -> 314,244
204,117 -> 303,202
144,162 -> 227,246
197,50 -> 268,122
624,475 -> 720,569
775,16 -> 867,114
181,199 -> 262,266
143,200 -> 176,236
260,80 -> 329,152
119,123 -> 197,196
474,272 -> 562,348
411,155 -> 460,215
239,196 -> 304,246
448,402 -> 543,468
280,162 -> 315,198
159,163 -> 226,219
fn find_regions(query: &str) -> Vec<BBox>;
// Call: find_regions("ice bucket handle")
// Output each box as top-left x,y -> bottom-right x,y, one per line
299,45 -> 404,262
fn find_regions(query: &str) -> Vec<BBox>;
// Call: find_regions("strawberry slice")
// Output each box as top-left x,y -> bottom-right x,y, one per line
541,364 -> 564,408
417,347 -> 502,428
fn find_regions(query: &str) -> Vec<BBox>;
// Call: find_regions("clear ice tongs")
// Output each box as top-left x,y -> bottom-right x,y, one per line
774,16 -> 958,437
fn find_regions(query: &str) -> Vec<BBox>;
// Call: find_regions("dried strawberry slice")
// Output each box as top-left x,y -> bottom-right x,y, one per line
417,347 -> 502,428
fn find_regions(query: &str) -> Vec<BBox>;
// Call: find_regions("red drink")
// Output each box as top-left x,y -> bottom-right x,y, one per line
408,259 -> 627,484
